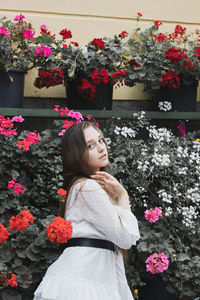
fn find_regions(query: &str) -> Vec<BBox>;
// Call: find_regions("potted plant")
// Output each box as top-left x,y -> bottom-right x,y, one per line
125,13 -> 200,111
33,26 -> 132,110
0,14 -> 35,108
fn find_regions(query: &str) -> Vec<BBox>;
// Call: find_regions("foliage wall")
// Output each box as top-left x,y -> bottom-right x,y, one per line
0,113 -> 200,300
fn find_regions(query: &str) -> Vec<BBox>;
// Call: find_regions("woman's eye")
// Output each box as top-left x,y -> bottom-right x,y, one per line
99,138 -> 103,143
88,144 -> 94,149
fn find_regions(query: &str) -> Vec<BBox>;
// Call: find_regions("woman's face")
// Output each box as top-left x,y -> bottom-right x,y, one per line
84,126 -> 108,173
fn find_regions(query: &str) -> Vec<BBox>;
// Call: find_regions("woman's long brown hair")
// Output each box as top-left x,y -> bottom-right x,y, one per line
60,121 -> 108,217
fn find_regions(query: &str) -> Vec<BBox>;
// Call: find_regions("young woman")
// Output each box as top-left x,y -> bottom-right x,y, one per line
33,120 -> 140,300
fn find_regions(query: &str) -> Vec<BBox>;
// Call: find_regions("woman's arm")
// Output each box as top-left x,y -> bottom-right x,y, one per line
115,189 -> 131,211
90,171 -> 131,211
77,179 -> 140,249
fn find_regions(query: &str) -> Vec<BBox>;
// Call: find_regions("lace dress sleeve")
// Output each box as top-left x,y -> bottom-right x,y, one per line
78,179 -> 140,249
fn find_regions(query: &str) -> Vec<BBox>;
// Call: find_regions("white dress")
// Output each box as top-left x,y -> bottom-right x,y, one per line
33,179 -> 140,300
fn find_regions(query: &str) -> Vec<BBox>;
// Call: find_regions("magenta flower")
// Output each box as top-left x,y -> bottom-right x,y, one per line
177,125 -> 186,134
0,26 -> 11,38
14,14 -> 25,22
40,24 -> 47,30
87,115 -> 92,120
54,105 -> 60,112
11,116 -> 24,123
58,129 -> 67,136
145,207 -> 162,223
23,29 -> 35,41
34,44 -> 52,57
68,110 -> 83,123
145,253 -> 169,274
8,178 -> 25,194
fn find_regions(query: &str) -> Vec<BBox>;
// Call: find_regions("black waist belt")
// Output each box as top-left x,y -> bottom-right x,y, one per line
65,237 -> 115,252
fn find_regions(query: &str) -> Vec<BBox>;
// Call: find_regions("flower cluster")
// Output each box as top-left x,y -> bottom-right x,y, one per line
177,124 -> 186,134
33,25 -> 132,102
9,209 -> 33,231
0,14 -> 35,72
126,14 -> 200,95
34,44 -> 52,57
152,153 -> 170,167
34,68 -> 65,88
11,115 -> 24,123
59,28 -> 72,39
145,207 -> 162,223
177,206 -> 198,231
7,274 -> 18,288
114,126 -> 136,138
158,101 -> 172,111
0,224 -> 10,244
0,116 -> 17,136
137,160 -> 150,172
46,216 -> 73,243
57,188 -> 67,204
17,131 -> 41,151
91,38 -> 105,50
160,69 -> 180,89
77,78 -> 97,102
8,178 -> 25,194
53,105 -> 85,135
157,190 -> 172,204
145,253 -> 169,274
0,272 -> 17,289
148,126 -> 172,143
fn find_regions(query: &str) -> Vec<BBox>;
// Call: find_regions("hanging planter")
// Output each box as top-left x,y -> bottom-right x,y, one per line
152,80 -> 198,112
65,76 -> 113,110
0,70 -> 26,108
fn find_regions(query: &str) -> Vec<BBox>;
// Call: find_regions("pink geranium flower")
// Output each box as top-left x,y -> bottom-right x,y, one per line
11,116 -> 24,123
0,26 -> 10,38
23,29 -> 35,41
145,207 -> 162,223
145,253 -> 169,274
14,14 -> 25,21
34,44 -> 52,57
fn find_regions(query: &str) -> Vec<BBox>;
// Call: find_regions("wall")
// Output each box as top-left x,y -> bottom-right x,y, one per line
0,0 -> 200,101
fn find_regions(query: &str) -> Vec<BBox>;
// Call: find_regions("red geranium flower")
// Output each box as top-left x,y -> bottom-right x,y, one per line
160,69 -> 180,89
118,31 -> 128,39
77,78 -> 97,101
46,216 -> 73,243
154,21 -> 162,27
91,38 -> 105,50
7,274 -> 17,288
9,210 -> 33,231
0,224 -> 10,244
154,33 -> 166,42
59,29 -> 72,39
57,188 -> 67,196
165,48 -> 188,64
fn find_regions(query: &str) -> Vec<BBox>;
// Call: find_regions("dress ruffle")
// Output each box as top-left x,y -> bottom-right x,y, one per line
34,274 -> 123,300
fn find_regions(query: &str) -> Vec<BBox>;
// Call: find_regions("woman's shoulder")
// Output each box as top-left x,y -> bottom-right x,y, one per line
73,178 -> 102,191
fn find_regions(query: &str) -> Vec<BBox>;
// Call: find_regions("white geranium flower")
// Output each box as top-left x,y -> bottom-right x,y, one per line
158,101 -> 172,111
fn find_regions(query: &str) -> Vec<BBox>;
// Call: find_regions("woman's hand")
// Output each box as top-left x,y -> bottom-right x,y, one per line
90,171 -> 127,199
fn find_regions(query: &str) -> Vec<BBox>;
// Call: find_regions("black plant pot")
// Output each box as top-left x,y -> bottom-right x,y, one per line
152,81 -> 198,112
0,70 -> 26,108
66,77 -> 113,110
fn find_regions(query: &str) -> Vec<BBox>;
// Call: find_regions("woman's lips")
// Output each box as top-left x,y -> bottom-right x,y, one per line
99,154 -> 107,159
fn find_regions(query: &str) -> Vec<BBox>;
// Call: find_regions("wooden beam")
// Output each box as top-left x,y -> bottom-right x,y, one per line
1,108 -> 200,120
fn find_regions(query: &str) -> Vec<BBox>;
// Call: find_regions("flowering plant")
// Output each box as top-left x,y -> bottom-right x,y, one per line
46,216 -> 73,243
126,13 -> 200,95
33,25 -> 132,101
104,113 -> 200,298
0,14 -> 35,73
